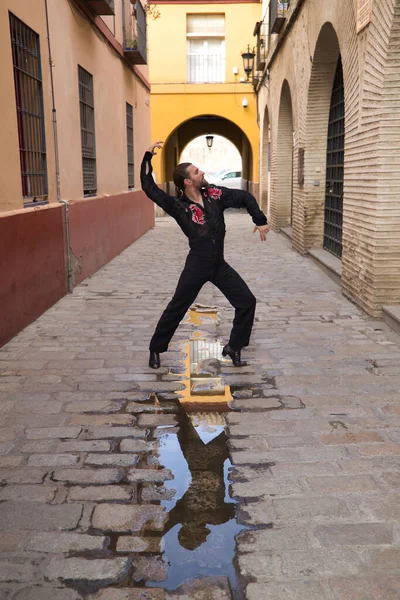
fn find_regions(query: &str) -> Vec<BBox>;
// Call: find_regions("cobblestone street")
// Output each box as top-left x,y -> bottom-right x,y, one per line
1,212 -> 400,600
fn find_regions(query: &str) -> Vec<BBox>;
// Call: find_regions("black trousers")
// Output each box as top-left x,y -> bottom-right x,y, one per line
149,250 -> 256,353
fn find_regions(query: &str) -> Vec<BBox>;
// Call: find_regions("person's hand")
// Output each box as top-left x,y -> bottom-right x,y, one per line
147,141 -> 163,155
253,224 -> 270,242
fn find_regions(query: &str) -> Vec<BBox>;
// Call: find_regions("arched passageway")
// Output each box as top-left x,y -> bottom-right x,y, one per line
161,115 -> 253,196
180,135 -> 242,183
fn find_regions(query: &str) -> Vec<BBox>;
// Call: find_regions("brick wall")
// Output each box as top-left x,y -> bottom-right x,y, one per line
259,0 -> 399,316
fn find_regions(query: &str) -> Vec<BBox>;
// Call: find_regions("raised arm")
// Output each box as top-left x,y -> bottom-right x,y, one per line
219,186 -> 269,241
140,142 -> 178,218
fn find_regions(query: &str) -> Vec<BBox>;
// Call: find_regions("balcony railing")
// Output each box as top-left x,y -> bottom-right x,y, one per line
123,0 -> 147,65
269,0 -> 289,34
187,54 -> 225,83
254,20 -> 268,71
86,0 -> 115,15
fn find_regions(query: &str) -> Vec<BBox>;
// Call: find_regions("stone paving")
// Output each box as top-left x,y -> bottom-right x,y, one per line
0,212 -> 400,599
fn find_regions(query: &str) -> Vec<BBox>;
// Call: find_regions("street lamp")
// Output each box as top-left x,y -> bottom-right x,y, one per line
206,135 -> 214,149
241,45 -> 255,81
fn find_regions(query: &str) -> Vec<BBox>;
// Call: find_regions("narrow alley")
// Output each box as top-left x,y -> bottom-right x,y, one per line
0,212 -> 399,600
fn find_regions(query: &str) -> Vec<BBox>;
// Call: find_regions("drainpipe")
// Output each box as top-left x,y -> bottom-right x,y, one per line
44,0 -> 73,293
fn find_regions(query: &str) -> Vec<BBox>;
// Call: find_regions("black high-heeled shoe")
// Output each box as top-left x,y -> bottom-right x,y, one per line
222,344 -> 247,367
149,351 -> 161,369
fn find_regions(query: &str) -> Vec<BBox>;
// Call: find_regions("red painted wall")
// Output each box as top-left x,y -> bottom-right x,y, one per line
0,190 -> 154,347
68,189 -> 154,285
0,206 -> 67,347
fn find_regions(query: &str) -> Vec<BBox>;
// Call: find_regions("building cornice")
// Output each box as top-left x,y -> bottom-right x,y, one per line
150,82 -> 254,94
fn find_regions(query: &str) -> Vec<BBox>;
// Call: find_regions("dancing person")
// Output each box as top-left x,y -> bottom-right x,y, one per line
141,141 -> 269,369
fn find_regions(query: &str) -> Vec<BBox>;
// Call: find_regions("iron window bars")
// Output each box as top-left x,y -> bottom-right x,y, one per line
9,13 -> 48,203
126,102 -> 134,189
78,65 -> 97,195
324,58 -> 345,259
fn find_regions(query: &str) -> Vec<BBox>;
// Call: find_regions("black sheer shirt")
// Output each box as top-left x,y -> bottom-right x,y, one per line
140,151 -> 267,245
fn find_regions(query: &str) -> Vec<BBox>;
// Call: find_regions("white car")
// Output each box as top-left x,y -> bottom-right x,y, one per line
210,170 -> 245,190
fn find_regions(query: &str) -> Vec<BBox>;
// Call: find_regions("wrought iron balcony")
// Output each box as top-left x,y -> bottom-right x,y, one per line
86,0 -> 115,15
123,0 -> 147,65
254,21 -> 268,71
269,0 -> 289,34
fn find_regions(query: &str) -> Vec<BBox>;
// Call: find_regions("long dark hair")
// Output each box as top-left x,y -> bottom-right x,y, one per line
173,163 -> 191,198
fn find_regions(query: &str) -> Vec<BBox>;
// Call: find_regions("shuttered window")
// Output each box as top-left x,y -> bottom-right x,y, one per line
186,14 -> 225,35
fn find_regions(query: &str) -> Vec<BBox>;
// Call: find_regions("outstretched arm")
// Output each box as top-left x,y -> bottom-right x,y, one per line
140,141 -> 178,217
219,187 -> 269,242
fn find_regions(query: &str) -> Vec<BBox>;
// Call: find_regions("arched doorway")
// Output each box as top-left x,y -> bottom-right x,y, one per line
272,80 -> 294,229
303,23 -> 343,253
324,57 -> 344,258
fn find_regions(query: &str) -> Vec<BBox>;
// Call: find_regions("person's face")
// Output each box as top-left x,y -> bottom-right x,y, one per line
185,164 -> 209,189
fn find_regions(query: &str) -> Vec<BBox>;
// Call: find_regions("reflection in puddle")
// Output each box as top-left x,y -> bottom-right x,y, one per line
146,339 -> 242,593
179,340 -> 232,411
149,411 -> 243,592
186,307 -> 218,325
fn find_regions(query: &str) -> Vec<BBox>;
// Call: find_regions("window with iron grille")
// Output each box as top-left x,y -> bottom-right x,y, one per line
78,65 -> 97,195
126,103 -> 134,189
323,58 -> 345,259
9,13 -> 48,203
186,14 -> 225,83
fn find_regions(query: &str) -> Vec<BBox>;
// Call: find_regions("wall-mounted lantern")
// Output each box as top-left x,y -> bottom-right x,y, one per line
241,45 -> 255,81
206,135 -> 214,149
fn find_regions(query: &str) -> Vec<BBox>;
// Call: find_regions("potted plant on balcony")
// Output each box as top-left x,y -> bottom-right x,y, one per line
125,36 -> 138,49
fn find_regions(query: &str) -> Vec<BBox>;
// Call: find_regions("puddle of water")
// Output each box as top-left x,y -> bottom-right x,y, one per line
145,339 -> 243,595
178,340 -> 232,412
147,410 -> 243,593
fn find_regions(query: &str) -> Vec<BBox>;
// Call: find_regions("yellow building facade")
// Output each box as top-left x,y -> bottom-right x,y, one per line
147,0 -> 262,198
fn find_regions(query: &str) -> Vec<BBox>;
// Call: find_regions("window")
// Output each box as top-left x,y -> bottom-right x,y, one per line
223,171 -> 241,179
9,13 -> 48,203
78,65 -> 97,195
186,14 -> 225,83
126,102 -> 134,189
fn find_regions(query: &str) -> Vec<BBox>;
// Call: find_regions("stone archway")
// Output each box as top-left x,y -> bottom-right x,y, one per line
260,106 -> 270,214
161,114 -> 254,196
270,80 -> 294,230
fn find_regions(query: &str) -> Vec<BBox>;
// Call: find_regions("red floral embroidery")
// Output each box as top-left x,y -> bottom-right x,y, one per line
207,187 -> 222,200
189,204 -> 205,225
